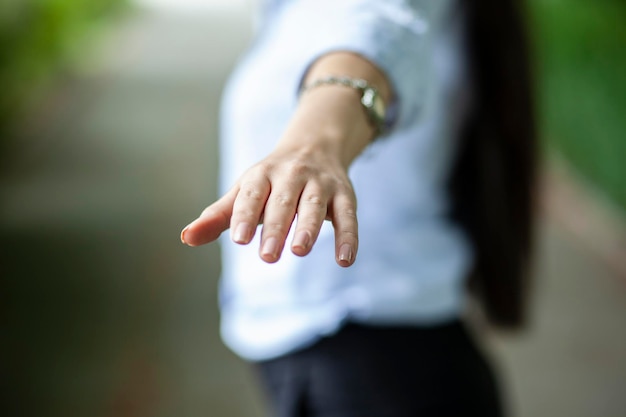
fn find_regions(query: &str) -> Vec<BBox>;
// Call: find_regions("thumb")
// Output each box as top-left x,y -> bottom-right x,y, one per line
180,187 -> 238,246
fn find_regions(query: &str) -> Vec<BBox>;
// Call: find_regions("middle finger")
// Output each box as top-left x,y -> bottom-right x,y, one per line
259,181 -> 305,263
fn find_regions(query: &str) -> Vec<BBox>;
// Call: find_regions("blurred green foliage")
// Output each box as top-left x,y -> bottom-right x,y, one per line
0,0 -> 128,134
529,0 -> 626,210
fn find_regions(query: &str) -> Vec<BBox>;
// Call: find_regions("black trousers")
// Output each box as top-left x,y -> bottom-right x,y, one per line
256,321 -> 504,417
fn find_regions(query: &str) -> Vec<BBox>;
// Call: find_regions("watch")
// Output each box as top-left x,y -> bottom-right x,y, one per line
301,76 -> 394,136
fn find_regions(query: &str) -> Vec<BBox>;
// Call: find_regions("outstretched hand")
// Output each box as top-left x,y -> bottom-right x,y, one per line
180,51 -> 392,267
180,145 -> 359,267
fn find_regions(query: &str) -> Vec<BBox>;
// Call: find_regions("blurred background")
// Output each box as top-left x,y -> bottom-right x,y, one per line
1,0 -> 625,416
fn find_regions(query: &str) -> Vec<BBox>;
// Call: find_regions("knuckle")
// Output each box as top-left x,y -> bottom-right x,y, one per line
271,193 -> 296,208
252,161 -> 272,174
316,173 -> 337,188
298,215 -> 321,228
264,222 -> 288,234
240,184 -> 265,202
301,194 -> 325,209
339,186 -> 356,198
339,229 -> 358,238
286,160 -> 311,177
335,178 -> 355,194
232,207 -> 256,219
341,208 -> 357,220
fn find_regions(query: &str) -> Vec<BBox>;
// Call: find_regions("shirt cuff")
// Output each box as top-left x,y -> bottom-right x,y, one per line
283,0 -> 452,131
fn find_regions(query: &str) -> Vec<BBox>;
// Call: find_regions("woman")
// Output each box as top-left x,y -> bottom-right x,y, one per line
182,0 -> 536,416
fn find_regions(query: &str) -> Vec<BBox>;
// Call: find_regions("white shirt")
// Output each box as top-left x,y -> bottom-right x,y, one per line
218,0 -> 473,360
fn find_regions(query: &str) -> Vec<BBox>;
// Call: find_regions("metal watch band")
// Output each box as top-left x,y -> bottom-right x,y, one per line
300,76 -> 390,136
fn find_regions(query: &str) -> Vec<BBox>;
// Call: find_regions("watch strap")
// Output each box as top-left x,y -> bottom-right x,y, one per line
300,76 -> 392,136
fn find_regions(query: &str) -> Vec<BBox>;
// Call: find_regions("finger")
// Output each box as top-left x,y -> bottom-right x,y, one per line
181,187 -> 239,246
230,178 -> 271,245
259,181 -> 304,263
291,182 -> 329,257
329,191 -> 358,267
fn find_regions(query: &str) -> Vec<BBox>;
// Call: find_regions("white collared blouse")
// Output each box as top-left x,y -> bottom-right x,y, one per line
218,0 -> 474,361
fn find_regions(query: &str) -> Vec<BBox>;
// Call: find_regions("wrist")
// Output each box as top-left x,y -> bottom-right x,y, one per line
303,52 -> 392,104
301,76 -> 391,136
279,85 -> 373,169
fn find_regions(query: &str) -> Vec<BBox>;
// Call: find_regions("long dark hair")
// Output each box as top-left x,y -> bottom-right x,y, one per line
449,0 -> 537,328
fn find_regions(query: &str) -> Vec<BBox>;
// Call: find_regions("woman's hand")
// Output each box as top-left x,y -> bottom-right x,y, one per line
180,51 -> 391,267
180,143 -> 359,267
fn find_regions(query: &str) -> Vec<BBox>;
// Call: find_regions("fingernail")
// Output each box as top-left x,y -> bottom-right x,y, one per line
180,225 -> 190,245
338,243 -> 353,263
292,231 -> 311,251
232,223 -> 252,244
261,237 -> 279,261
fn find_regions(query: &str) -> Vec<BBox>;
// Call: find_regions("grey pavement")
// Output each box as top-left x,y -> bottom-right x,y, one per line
2,8 -> 625,417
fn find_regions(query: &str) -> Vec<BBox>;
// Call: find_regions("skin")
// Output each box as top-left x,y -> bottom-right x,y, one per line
180,52 -> 392,267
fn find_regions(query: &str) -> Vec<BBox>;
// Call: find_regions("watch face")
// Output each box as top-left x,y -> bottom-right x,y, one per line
362,88 -> 385,120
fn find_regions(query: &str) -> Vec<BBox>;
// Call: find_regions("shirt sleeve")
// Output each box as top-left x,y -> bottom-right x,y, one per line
275,0 -> 455,131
